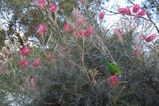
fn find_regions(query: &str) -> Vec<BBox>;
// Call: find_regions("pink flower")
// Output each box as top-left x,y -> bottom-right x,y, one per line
107,75 -> 120,87
20,47 -> 30,56
37,24 -> 47,36
71,8 -> 86,25
137,9 -> 146,16
31,75 -> 37,87
146,34 -> 156,42
74,31 -> 85,38
84,26 -> 94,37
72,8 -> 79,17
64,22 -> 73,32
118,7 -> 131,15
134,46 -> 142,57
114,28 -> 123,43
132,4 -> 140,13
19,60 -> 29,69
76,15 -> 87,25
74,26 -> 94,38
32,58 -> 41,68
49,3 -> 58,13
99,12 -> 105,20
36,0 -> 46,8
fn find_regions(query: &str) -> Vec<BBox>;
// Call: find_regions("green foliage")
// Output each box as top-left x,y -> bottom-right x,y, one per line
59,0 -> 75,16
0,0 -> 159,106
0,28 -> 5,49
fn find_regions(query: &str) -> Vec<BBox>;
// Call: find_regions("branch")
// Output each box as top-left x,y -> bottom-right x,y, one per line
147,13 -> 159,34
143,4 -> 159,34
106,9 -> 159,34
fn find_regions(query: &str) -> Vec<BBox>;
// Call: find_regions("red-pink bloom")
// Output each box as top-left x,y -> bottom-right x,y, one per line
99,12 -> 105,20
137,9 -> 146,16
64,22 -> 73,32
107,75 -> 119,87
132,4 -> 140,13
20,47 -> 30,56
84,26 -> 94,37
37,24 -> 47,36
74,26 -> 94,38
76,15 -> 87,25
114,28 -> 123,43
31,75 -> 37,86
146,34 -> 156,42
19,60 -> 29,69
71,9 -> 86,25
118,7 -> 131,15
36,0 -> 46,8
32,58 -> 41,68
74,31 -> 85,38
72,8 -> 79,17
134,46 -> 142,57
49,3 -> 58,13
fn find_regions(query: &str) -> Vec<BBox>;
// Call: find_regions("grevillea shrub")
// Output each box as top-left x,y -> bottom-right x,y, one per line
0,0 -> 159,106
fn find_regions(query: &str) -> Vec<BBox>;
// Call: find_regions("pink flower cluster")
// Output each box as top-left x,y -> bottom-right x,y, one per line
19,60 -> 29,69
36,24 -> 47,36
63,8 -> 94,38
19,47 -> 41,69
36,0 -> 58,36
118,4 -> 146,17
107,75 -> 120,87
73,26 -> 94,38
49,3 -> 58,13
20,47 -> 30,56
133,46 -> 142,57
31,75 -> 37,88
118,7 -> 131,15
99,12 -> 105,20
114,28 -> 123,43
63,22 -> 73,32
146,34 -> 157,42
36,0 -> 58,13
36,0 -> 46,8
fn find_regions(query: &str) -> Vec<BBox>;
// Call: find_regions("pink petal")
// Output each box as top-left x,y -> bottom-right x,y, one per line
99,12 -> 105,20
20,47 -> 30,56
132,4 -> 140,13
72,8 -> 80,17
137,9 -> 146,17
36,24 -> 47,36
146,34 -> 156,42
74,31 -> 85,38
134,46 -> 142,57
31,75 -> 37,88
118,7 -> 131,15
76,15 -> 87,25
32,58 -> 41,68
64,22 -> 73,32
84,26 -> 94,37
107,75 -> 120,87
49,3 -> 58,13
114,28 -> 123,43
19,60 -> 29,69
36,0 -> 46,8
